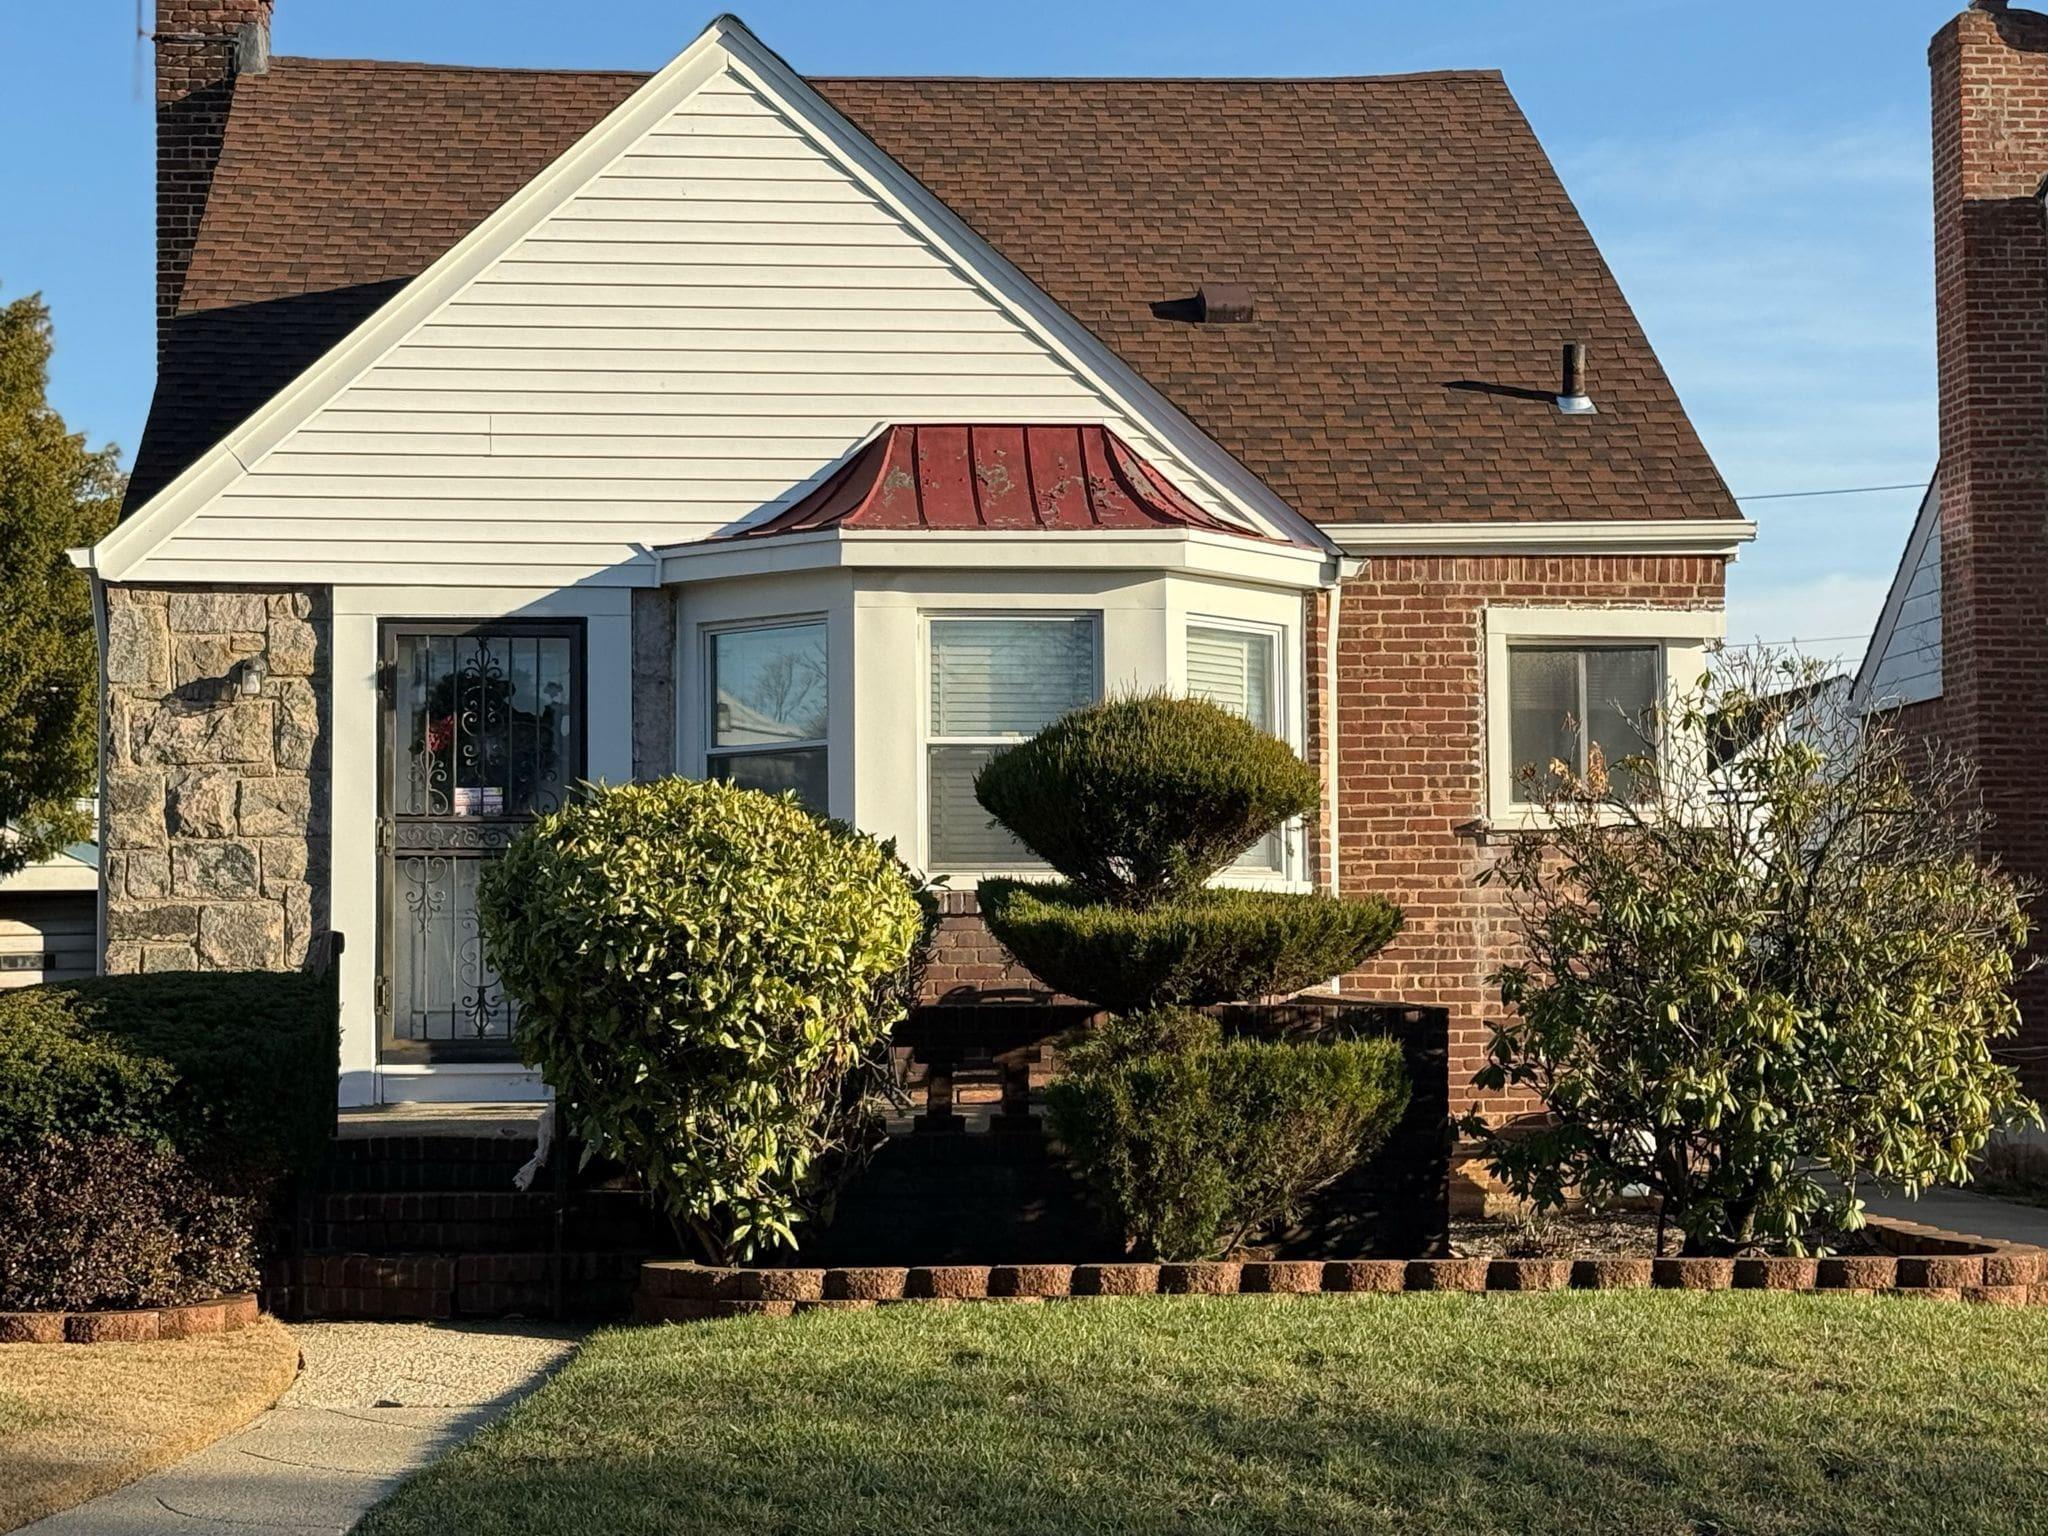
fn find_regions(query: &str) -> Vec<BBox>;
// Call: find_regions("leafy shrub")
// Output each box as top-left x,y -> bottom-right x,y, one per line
0,1135 -> 258,1311
477,777 -> 928,1264
974,695 -> 1321,905
0,969 -> 339,1190
979,881 -> 1403,1012
56,969 -> 340,1184
0,988 -> 177,1152
1046,1024 -> 1409,1260
1471,653 -> 2041,1255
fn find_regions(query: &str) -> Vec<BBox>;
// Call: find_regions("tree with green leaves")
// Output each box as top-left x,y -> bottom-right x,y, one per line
0,290 -> 121,876
1469,651 -> 2040,1255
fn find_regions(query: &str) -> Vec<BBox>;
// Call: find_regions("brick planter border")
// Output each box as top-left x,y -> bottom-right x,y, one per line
0,1292 -> 261,1345
634,1218 -> 2048,1324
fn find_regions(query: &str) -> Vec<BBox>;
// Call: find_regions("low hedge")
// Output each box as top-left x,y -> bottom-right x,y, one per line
1046,1020 -> 1410,1261
0,968 -> 339,1190
0,1135 -> 258,1312
979,881 -> 1404,1012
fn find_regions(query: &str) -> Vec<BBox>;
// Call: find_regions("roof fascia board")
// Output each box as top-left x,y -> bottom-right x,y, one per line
712,22 -> 1335,556
657,527 -> 1332,588
1328,518 -> 1757,557
90,28 -> 736,581
1849,469 -> 1939,708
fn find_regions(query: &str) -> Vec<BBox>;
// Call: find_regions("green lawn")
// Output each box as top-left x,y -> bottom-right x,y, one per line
358,1293 -> 2048,1536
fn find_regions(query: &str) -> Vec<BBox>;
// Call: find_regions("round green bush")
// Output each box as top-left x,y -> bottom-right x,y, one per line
974,694 -> 1321,905
979,880 -> 1403,1012
477,777 -> 928,1264
1045,1031 -> 1409,1261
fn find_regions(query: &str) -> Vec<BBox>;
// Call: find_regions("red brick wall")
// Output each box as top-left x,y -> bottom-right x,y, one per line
155,1 -> 273,344
919,891 -> 1046,1003
1930,2 -> 2048,1090
1314,554 -> 1728,1121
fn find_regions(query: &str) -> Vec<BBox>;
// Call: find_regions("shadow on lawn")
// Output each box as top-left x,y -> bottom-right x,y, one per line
356,1356 -> 2044,1536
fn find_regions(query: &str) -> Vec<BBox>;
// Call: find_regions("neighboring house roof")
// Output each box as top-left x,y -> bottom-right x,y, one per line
1851,468 -> 1942,711
128,55 -> 1740,530
730,423 -> 1268,539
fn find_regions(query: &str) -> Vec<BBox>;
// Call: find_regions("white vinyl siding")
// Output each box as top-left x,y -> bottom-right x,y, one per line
1187,624 -> 1283,871
0,893 -> 96,989
135,70 -> 1223,586
927,616 -> 1098,870
1863,481 -> 1942,708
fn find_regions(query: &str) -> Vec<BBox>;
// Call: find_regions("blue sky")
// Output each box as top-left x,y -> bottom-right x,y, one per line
0,1 -> 1956,662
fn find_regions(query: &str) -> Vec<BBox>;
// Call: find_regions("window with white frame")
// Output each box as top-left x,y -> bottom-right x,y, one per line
706,620 -> 828,815
1187,622 -> 1285,871
1505,643 -> 1661,802
927,615 -> 1099,869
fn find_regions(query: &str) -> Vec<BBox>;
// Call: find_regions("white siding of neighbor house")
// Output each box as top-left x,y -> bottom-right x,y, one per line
0,893 -> 96,989
127,70 -> 1224,588
1857,477 -> 1942,709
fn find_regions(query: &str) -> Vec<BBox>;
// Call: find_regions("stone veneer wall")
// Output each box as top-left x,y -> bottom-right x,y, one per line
101,585 -> 330,974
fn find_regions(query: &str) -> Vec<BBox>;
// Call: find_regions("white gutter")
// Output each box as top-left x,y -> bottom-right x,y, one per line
1328,518 -> 1756,559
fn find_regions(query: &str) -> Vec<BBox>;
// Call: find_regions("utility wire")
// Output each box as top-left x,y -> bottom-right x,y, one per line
1734,483 -> 1925,503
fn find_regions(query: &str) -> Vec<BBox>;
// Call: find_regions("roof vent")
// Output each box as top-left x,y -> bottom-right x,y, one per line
1556,341 -> 1596,415
1196,282 -> 1255,324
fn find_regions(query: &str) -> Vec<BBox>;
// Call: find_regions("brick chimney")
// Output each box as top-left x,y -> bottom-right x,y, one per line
1930,0 -> 2048,1082
155,1 -> 273,349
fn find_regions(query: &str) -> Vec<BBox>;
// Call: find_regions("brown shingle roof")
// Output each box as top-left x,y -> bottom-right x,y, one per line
129,57 -> 1738,528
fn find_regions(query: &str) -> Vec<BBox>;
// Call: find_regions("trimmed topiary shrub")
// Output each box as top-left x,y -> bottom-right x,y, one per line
0,1135 -> 259,1312
973,693 -> 1409,1257
973,692 -> 1402,1016
974,695 -> 1322,905
0,969 -> 339,1192
978,882 -> 1403,1013
477,777 -> 929,1264
1045,1017 -> 1409,1260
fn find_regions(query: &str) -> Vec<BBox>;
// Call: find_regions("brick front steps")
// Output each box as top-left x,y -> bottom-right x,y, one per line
273,1132 -> 659,1321
633,1219 -> 2048,1323
0,1292 -> 261,1345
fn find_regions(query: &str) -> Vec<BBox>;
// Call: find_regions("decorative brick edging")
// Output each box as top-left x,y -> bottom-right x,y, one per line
0,1292 -> 262,1345
634,1219 -> 2048,1323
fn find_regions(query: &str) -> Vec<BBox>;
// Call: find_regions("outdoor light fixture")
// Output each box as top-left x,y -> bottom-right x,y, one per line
234,654 -> 269,698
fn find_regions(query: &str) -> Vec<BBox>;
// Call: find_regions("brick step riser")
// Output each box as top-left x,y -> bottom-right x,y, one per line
289,1253 -> 646,1321
313,1165 -> 545,1194
305,1220 -> 656,1254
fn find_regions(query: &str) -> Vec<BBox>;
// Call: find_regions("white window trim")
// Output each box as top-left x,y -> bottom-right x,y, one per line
1184,613 -> 1304,888
1483,606 -> 1723,828
921,609 -> 1104,880
700,613 -> 830,789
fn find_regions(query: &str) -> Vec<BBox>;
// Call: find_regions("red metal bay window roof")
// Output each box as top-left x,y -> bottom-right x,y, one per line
728,424 -> 1274,540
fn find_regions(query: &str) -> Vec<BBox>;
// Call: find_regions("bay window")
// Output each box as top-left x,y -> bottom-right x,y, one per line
706,619 -> 828,814
927,615 -> 1099,869
1187,622 -> 1284,870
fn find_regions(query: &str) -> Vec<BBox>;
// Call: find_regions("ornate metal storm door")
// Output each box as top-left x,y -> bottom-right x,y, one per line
377,622 -> 584,1063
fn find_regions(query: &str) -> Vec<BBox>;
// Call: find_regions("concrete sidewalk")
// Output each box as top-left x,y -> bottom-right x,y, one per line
19,1320 -> 583,1536
1860,1183 -> 2048,1248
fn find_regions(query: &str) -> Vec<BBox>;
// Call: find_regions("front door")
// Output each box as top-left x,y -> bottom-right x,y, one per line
377,622 -> 583,1066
